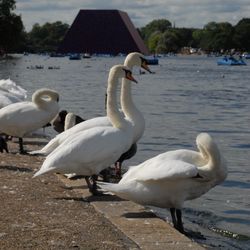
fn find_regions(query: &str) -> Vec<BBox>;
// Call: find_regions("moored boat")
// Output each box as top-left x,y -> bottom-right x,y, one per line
69,53 -> 81,60
83,53 -> 91,58
217,56 -> 246,66
145,56 -> 159,65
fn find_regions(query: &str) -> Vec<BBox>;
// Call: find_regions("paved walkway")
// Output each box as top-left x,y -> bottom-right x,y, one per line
0,138 -> 205,249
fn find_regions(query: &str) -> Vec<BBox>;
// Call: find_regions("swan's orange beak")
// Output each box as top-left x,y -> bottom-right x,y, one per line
125,70 -> 138,83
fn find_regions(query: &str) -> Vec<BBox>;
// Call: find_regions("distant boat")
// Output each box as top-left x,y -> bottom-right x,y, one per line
145,56 -> 159,65
242,53 -> 250,59
83,53 -> 91,58
217,56 -> 246,66
69,53 -> 81,60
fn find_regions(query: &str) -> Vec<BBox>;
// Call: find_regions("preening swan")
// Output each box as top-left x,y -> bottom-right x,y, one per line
33,65 -> 138,195
0,79 -> 27,108
0,88 -> 59,153
51,110 -> 85,133
30,52 -> 151,156
98,133 -> 227,233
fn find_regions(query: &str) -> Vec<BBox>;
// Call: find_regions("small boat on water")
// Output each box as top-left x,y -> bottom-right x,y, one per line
69,53 -> 81,60
242,53 -> 250,59
145,56 -> 159,65
83,53 -> 91,58
217,56 -> 246,66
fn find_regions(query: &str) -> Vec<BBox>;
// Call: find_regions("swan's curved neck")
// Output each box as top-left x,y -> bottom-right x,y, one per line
107,74 -> 126,129
120,78 -> 145,141
32,89 -> 58,109
198,141 -> 221,178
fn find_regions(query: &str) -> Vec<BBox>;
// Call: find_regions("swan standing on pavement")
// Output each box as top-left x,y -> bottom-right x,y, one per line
98,133 -> 227,233
33,65 -> 138,194
113,53 -> 151,176
0,88 -> 59,153
30,52 -> 151,156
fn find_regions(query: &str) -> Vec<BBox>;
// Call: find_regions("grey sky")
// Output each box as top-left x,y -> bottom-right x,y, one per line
15,0 -> 250,31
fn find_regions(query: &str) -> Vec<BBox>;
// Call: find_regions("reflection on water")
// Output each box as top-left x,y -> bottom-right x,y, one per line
1,54 -> 249,249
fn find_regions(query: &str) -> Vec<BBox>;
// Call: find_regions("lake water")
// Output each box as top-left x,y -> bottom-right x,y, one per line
1,54 -> 249,249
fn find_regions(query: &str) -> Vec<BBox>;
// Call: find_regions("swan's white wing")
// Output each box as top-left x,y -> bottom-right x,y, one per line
34,126 -> 131,177
0,79 -> 27,100
0,91 -> 22,108
0,101 -> 59,136
121,154 -> 198,183
30,116 -> 112,155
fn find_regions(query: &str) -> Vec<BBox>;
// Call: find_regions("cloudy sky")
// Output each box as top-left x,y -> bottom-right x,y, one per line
15,0 -> 250,31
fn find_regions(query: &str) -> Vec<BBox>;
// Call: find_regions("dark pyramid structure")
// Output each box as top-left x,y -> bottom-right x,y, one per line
57,9 -> 149,55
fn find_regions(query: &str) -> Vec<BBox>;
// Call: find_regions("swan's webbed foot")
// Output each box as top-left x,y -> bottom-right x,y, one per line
19,149 -> 28,155
85,175 -> 104,196
99,168 -> 111,182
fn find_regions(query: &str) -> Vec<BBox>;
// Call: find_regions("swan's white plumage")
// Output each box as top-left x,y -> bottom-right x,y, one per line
0,79 -> 27,108
64,112 -> 77,130
30,52 -> 146,156
98,133 -> 227,209
34,65 -> 136,178
0,88 -> 59,137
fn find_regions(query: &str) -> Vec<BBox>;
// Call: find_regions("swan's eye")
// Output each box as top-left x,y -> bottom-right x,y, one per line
123,69 -> 138,83
122,68 -> 131,75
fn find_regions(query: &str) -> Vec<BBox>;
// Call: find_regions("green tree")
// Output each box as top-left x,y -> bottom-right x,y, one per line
147,31 -> 162,53
0,0 -> 25,54
233,18 -> 250,51
140,19 -> 171,41
199,22 -> 234,52
157,29 -> 181,53
27,21 -> 69,53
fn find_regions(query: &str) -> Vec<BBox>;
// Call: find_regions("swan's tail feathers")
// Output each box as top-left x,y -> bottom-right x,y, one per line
33,167 -> 56,178
29,139 -> 59,155
97,181 -> 120,194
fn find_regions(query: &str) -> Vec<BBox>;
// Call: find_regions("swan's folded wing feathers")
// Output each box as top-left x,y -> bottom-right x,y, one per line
134,159 -> 198,182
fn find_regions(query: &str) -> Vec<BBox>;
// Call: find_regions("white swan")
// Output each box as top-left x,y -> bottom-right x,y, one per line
0,88 -> 59,153
64,112 -> 85,130
51,110 -> 85,133
114,52 -> 151,176
30,52 -> 151,156
98,133 -> 227,233
0,79 -> 27,108
33,65 -> 138,195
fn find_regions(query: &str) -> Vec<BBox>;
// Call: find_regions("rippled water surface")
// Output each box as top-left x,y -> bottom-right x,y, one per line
1,54 -> 249,249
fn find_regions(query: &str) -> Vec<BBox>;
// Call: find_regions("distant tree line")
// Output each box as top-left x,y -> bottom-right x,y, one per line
0,0 -> 69,54
138,18 -> 250,54
1,0 -> 250,55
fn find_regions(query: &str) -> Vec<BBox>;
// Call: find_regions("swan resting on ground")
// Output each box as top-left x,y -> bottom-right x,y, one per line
98,133 -> 227,233
29,52 -> 151,157
0,88 -> 59,153
51,110 -> 85,133
33,65 -> 138,195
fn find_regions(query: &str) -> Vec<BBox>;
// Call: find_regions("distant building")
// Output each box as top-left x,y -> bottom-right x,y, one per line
57,9 -> 149,55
